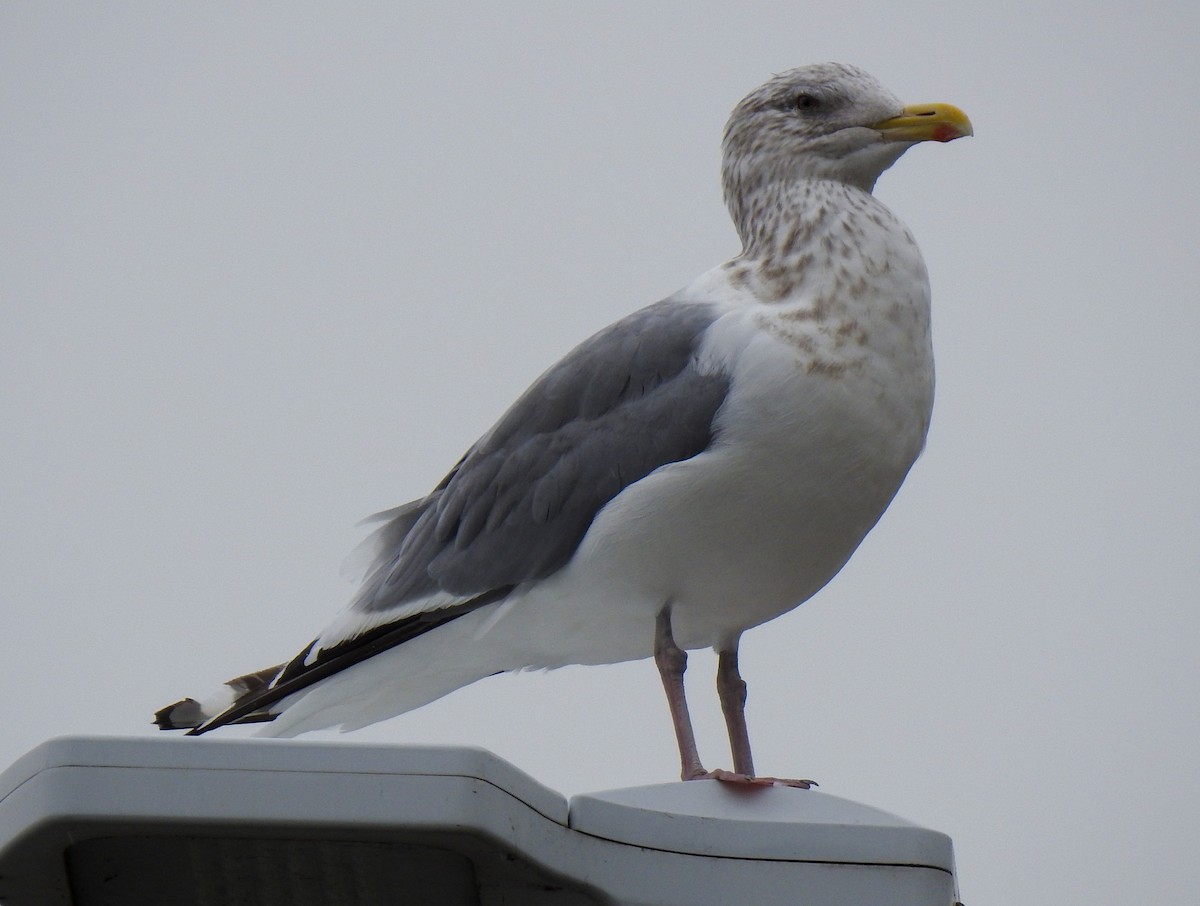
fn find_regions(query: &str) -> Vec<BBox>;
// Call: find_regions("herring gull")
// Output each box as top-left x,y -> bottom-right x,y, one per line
156,63 -> 971,786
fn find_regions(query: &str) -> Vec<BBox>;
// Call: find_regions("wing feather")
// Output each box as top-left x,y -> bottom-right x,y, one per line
191,298 -> 732,732
359,298 -> 730,608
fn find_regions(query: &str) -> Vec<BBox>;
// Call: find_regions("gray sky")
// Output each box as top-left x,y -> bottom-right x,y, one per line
3,3 -> 1197,903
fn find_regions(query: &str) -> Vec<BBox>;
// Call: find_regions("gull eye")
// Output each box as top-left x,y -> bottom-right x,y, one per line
793,92 -> 820,112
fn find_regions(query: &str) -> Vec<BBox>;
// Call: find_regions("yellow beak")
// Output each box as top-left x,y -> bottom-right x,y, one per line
873,103 -> 973,143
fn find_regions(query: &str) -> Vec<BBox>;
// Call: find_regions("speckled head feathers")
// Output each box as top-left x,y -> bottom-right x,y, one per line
721,63 -> 911,220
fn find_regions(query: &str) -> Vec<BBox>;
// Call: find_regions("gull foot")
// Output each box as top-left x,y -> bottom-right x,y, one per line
688,768 -> 817,789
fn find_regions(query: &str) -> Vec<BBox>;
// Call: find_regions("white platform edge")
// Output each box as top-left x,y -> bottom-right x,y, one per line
0,736 -> 960,906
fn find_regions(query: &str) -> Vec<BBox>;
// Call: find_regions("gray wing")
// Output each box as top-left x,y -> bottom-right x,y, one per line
355,298 -> 730,614
182,298 -> 732,733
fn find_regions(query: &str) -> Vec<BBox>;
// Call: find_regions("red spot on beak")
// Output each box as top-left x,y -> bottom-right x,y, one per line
932,124 -> 959,143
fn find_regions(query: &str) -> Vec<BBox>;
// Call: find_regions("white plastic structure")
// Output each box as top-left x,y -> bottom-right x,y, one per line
0,736 -> 960,905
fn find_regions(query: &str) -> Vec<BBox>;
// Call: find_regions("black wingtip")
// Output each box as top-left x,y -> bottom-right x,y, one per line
154,698 -> 203,730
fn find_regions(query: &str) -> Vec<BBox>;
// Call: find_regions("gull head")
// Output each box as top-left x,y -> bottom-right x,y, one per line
722,63 -> 972,204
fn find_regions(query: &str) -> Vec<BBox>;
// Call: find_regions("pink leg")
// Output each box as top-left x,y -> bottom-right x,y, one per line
717,644 -> 755,776
713,643 -> 817,790
654,608 -> 706,781
656,614 -> 815,789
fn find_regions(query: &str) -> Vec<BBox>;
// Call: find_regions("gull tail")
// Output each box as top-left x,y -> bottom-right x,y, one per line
154,589 -> 512,737
154,664 -> 284,730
